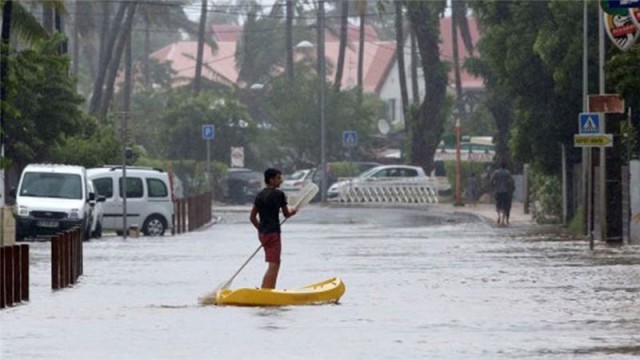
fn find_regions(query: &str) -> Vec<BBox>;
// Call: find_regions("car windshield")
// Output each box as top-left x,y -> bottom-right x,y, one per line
19,172 -> 83,199
287,170 -> 308,180
358,167 -> 381,178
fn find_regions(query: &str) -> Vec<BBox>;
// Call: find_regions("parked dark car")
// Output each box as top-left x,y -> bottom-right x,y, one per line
223,168 -> 263,204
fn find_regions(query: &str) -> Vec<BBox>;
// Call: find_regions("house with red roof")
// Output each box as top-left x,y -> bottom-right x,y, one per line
150,18 -> 482,128
376,16 -> 482,128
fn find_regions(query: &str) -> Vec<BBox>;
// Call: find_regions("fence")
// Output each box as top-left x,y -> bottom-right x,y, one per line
173,192 -> 212,234
51,227 -> 83,290
336,181 -> 439,204
0,244 -> 29,308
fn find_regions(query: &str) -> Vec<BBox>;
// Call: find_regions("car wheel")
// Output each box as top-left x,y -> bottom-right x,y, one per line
143,215 -> 166,236
92,221 -> 102,239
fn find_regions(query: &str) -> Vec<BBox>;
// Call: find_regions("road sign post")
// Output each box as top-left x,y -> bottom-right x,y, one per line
202,125 -> 215,192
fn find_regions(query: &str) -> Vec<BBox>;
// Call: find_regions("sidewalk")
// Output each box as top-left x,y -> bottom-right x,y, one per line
442,201 -> 534,228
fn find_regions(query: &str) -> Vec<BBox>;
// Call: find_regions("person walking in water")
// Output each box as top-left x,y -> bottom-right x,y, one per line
250,168 -> 297,289
491,163 -> 514,226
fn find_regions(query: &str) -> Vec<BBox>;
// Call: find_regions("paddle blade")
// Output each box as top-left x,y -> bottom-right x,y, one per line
293,182 -> 319,210
199,280 -> 229,306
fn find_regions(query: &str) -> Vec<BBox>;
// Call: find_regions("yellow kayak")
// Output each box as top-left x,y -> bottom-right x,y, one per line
215,277 -> 346,306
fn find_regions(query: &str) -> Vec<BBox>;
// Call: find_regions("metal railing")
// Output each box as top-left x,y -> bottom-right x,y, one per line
336,181 -> 439,204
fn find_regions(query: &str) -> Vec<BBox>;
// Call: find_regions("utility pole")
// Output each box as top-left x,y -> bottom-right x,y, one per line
318,0 -> 327,202
598,5 -> 607,242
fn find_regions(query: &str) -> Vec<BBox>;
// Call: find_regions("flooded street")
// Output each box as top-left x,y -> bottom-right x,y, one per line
2,205 -> 640,359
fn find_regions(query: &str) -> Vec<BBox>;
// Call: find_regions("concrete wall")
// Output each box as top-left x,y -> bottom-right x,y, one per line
0,206 -> 15,246
631,161 -> 640,244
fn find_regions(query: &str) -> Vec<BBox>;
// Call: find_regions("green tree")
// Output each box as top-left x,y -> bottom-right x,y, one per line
470,0 -> 599,173
263,64 -> 384,168
405,0 -> 448,174
6,35 -> 118,169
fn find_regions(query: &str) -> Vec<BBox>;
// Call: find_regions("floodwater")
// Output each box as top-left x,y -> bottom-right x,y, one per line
2,206 -> 640,359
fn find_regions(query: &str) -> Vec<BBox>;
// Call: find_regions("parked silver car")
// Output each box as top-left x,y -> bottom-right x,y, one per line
327,165 -> 428,199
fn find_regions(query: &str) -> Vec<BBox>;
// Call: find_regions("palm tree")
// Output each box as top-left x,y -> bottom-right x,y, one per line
285,0 -> 295,93
451,0 -> 473,119
193,0 -> 208,95
405,0 -> 448,174
333,0 -> 348,92
99,2 -> 138,118
88,2 -> 129,115
356,0 -> 366,102
395,0 -> 409,121
410,26 -> 419,104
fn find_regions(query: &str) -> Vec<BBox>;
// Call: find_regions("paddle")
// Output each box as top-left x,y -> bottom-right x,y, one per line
200,182 -> 319,305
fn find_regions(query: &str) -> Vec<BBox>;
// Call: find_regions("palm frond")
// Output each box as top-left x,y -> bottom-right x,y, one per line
8,2 -> 48,43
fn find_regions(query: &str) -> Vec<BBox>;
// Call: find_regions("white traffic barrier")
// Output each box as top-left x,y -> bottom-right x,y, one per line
336,181 -> 439,204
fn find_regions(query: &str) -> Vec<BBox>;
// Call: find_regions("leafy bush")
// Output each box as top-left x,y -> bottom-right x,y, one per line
530,168 -> 562,223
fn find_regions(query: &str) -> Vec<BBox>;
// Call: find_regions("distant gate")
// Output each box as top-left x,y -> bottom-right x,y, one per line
336,181 -> 439,204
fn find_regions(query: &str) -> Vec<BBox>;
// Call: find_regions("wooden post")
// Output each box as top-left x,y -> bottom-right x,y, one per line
1,247 -> 5,308
176,200 -> 182,234
52,235 -> 59,290
13,245 -> 20,304
70,230 -> 76,285
20,244 -> 28,301
181,199 -> 186,233
4,246 -> 13,305
76,229 -> 81,279
79,229 -> 83,276
61,233 -> 67,288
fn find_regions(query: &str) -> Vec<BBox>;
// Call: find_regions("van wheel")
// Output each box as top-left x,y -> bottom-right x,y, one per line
143,215 -> 166,236
92,221 -> 102,239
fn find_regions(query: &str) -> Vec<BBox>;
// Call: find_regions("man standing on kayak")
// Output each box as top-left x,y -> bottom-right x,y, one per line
250,168 -> 297,289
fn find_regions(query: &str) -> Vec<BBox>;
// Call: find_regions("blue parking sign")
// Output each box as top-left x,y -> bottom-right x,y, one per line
342,130 -> 358,148
202,124 -> 215,140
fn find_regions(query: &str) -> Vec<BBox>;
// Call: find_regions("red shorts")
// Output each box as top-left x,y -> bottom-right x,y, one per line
259,233 -> 281,264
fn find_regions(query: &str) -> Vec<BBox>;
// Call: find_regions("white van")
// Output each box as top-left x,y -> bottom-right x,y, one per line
87,166 -> 174,236
14,164 -> 95,240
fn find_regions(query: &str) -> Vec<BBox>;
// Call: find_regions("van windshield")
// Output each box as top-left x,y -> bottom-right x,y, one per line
19,172 -> 83,200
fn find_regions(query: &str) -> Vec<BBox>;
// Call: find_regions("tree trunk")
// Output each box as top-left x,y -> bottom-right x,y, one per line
193,0 -> 208,96
55,7 -> 67,54
333,0 -> 348,92
89,2 -> 129,115
99,2 -> 137,119
43,2 -> 53,34
143,13 -> 151,88
98,0 -> 110,70
123,29 -> 132,143
357,0 -> 366,103
72,0 -> 79,78
452,0 -> 463,102
395,0 -> 409,121
0,0 -> 12,203
285,0 -> 295,93
410,27 -> 419,104
406,2 -> 448,174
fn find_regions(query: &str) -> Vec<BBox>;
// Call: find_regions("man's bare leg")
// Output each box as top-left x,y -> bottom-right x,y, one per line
261,262 -> 280,289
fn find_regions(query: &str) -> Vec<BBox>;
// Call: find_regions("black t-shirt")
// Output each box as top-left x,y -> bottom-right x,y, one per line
254,188 -> 287,234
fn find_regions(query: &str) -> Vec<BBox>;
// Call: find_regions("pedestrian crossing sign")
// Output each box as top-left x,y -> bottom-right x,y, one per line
342,130 -> 358,148
578,113 -> 602,134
